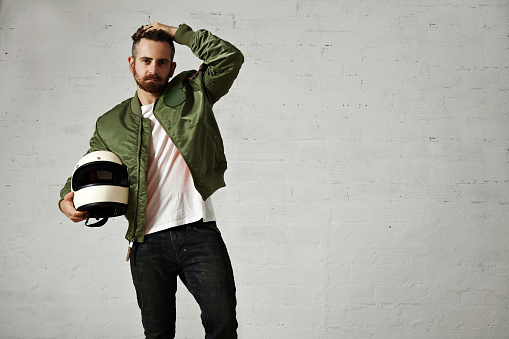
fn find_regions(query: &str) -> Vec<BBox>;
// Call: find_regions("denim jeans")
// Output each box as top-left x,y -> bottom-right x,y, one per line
129,220 -> 237,338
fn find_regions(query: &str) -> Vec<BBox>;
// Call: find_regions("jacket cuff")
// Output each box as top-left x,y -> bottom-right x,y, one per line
173,24 -> 195,47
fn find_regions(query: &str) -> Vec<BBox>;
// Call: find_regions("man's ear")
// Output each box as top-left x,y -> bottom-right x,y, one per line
128,56 -> 135,74
170,62 -> 177,77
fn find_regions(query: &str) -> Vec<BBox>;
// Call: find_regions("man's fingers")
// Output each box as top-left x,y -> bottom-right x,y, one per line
74,210 -> 88,217
142,23 -> 176,38
61,191 -> 89,222
144,23 -> 156,31
70,210 -> 88,223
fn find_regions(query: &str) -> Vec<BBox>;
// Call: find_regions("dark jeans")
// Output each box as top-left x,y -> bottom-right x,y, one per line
129,220 -> 237,339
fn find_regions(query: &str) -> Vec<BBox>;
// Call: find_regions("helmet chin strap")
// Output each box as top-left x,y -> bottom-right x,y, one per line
85,217 -> 109,227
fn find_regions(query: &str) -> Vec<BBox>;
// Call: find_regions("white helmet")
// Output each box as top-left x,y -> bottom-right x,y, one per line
72,151 -> 129,227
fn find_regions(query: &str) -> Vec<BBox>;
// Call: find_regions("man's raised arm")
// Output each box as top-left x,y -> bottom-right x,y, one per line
147,22 -> 244,104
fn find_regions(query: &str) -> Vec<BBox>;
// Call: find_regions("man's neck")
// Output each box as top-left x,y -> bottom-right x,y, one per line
137,89 -> 161,106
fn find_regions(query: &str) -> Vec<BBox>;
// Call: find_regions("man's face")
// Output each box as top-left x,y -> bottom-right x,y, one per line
128,38 -> 176,95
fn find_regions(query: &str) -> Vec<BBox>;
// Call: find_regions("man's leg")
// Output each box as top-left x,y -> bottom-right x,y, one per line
130,230 -> 180,339
177,224 -> 238,339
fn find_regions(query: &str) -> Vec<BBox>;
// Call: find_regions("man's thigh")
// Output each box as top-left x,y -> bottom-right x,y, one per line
179,226 -> 238,337
130,230 -> 180,338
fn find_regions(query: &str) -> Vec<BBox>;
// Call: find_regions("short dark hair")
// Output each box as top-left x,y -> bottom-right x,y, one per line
131,26 -> 175,61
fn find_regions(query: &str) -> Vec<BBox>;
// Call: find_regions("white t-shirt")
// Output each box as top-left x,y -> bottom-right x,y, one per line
141,103 -> 215,235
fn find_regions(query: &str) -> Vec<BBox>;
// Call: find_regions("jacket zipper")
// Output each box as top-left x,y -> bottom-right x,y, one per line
127,109 -> 146,262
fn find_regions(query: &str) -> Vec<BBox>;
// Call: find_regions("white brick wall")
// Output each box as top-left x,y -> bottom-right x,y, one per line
1,0 -> 508,338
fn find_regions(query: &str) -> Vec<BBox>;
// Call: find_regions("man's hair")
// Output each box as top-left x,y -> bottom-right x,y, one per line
131,26 -> 175,61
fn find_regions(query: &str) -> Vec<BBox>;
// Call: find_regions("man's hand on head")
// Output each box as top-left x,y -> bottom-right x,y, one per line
144,23 -> 178,38
60,191 -> 88,223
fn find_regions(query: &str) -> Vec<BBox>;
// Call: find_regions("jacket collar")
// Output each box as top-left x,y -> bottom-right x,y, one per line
130,92 -> 142,115
129,83 -> 174,115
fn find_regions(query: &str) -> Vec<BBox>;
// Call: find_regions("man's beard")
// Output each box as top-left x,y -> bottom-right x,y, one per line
133,68 -> 170,94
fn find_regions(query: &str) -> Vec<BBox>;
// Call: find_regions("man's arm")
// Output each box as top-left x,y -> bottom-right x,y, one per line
58,122 -> 108,222
146,22 -> 244,104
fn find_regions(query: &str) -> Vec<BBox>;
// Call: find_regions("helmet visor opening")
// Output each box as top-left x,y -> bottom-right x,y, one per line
72,162 -> 129,191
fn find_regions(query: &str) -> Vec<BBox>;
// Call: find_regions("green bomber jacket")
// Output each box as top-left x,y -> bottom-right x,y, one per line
59,24 -> 244,243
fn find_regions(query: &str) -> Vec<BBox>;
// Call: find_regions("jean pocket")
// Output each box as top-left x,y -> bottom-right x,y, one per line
190,225 -> 220,236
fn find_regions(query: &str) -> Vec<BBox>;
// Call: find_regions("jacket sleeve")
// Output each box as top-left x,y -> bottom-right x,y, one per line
58,121 -> 109,210
173,24 -> 244,105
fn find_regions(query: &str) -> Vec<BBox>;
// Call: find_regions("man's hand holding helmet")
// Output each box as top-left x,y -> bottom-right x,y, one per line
60,191 -> 88,223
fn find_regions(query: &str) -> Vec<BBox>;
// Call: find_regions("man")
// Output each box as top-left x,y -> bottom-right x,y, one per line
59,22 -> 243,338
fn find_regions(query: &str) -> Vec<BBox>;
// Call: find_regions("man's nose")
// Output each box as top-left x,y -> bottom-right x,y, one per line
148,63 -> 158,74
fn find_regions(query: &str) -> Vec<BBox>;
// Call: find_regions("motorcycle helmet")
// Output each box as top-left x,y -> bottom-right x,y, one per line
72,151 -> 129,227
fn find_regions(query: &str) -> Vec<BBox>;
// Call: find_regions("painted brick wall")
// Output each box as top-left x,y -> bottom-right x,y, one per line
1,0 -> 508,338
